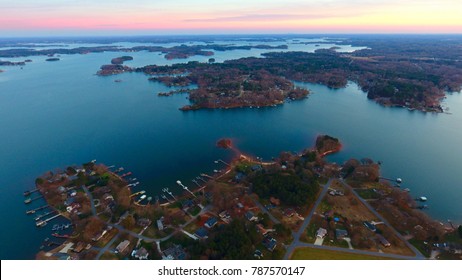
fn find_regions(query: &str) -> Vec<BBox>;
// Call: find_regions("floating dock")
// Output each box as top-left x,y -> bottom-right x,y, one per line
26,205 -> 48,215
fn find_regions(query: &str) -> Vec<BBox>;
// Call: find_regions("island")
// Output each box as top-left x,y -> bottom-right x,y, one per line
26,135 -> 461,260
0,60 -> 26,66
111,56 -> 133,65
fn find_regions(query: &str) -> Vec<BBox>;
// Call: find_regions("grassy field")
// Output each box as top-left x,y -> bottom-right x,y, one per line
290,247 -> 395,260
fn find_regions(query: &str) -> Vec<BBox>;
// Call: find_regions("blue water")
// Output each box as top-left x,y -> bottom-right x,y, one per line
0,40 -> 461,259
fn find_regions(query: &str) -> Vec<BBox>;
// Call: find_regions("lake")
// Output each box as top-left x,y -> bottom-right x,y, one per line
0,39 -> 460,259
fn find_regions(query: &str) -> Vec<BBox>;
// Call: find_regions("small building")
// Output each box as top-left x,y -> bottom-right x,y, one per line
316,228 -> 328,239
234,172 -> 245,182
263,236 -> 277,252
194,227 -> 208,239
137,218 -> 152,227
377,234 -> 391,247
204,217 -> 218,228
363,221 -> 377,232
335,229 -> 348,239
269,197 -> 280,206
283,208 -> 296,217
182,199 -> 194,210
133,247 -> 149,260
254,249 -> 263,259
115,240 -> 130,254
251,165 -> 262,172
163,244 -> 186,260
245,211 -> 258,222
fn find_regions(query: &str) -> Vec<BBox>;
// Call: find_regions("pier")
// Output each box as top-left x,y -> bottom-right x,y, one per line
23,188 -> 39,196
36,213 -> 61,227
176,180 -> 197,198
214,159 -> 230,167
162,188 -> 176,201
24,195 -> 43,204
26,205 -> 48,215
196,176 -> 207,183
34,211 -> 56,221
200,173 -> 214,179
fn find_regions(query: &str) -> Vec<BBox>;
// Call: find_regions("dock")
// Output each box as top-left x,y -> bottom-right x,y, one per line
26,205 -> 48,215
23,188 -> 39,196
24,195 -> 43,204
34,211 -> 56,221
36,213 -> 61,227
200,173 -> 214,179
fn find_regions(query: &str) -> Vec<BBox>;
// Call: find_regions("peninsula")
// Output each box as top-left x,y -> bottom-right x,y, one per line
28,135 -> 461,260
93,36 -> 462,113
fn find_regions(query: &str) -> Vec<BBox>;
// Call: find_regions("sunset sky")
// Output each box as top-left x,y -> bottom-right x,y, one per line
0,0 -> 461,36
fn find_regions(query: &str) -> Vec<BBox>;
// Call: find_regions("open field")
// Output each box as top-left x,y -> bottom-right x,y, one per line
290,247 -> 394,260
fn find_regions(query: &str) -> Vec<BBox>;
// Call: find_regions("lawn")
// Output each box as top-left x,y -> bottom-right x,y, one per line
290,247 -> 394,260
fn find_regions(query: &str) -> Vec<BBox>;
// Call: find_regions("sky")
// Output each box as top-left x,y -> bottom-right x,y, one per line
0,0 -> 461,36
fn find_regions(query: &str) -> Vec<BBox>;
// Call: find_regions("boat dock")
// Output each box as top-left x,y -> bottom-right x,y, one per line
23,188 -> 39,196
200,173 -> 214,179
24,195 -> 43,204
36,213 -> 61,227
26,205 -> 48,215
34,211 -> 56,221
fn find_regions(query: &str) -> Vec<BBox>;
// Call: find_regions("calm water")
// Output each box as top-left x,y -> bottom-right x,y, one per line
0,40 -> 461,259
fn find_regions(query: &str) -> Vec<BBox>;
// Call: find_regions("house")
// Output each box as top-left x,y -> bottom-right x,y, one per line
163,244 -> 186,260
254,249 -> 263,259
363,221 -> 377,232
263,236 -> 277,252
256,224 -> 271,236
182,199 -> 194,210
194,227 -> 208,239
245,211 -> 258,222
234,172 -> 245,182
115,240 -> 130,254
66,203 -> 81,214
133,247 -> 149,260
251,165 -> 262,172
72,242 -> 87,253
283,208 -> 296,217
335,229 -> 349,239
377,234 -> 391,247
137,218 -> 152,227
204,217 -> 218,228
269,197 -> 280,206
316,228 -> 328,239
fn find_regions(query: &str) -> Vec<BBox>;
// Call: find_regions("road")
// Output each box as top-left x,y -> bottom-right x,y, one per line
283,178 -> 424,260
283,179 -> 333,259
83,185 -> 210,258
338,179 -> 424,259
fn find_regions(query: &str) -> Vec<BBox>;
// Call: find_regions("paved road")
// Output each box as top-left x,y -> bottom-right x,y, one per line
95,232 -> 120,259
83,186 -> 211,258
283,179 -> 333,259
338,179 -> 424,259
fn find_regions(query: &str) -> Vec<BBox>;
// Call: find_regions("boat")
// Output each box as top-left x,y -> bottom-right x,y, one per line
403,188 -> 410,192
36,220 -> 47,227
26,209 -> 35,214
52,233 -> 70,238
396,178 -> 403,184
24,198 -> 32,204
419,196 -> 428,202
